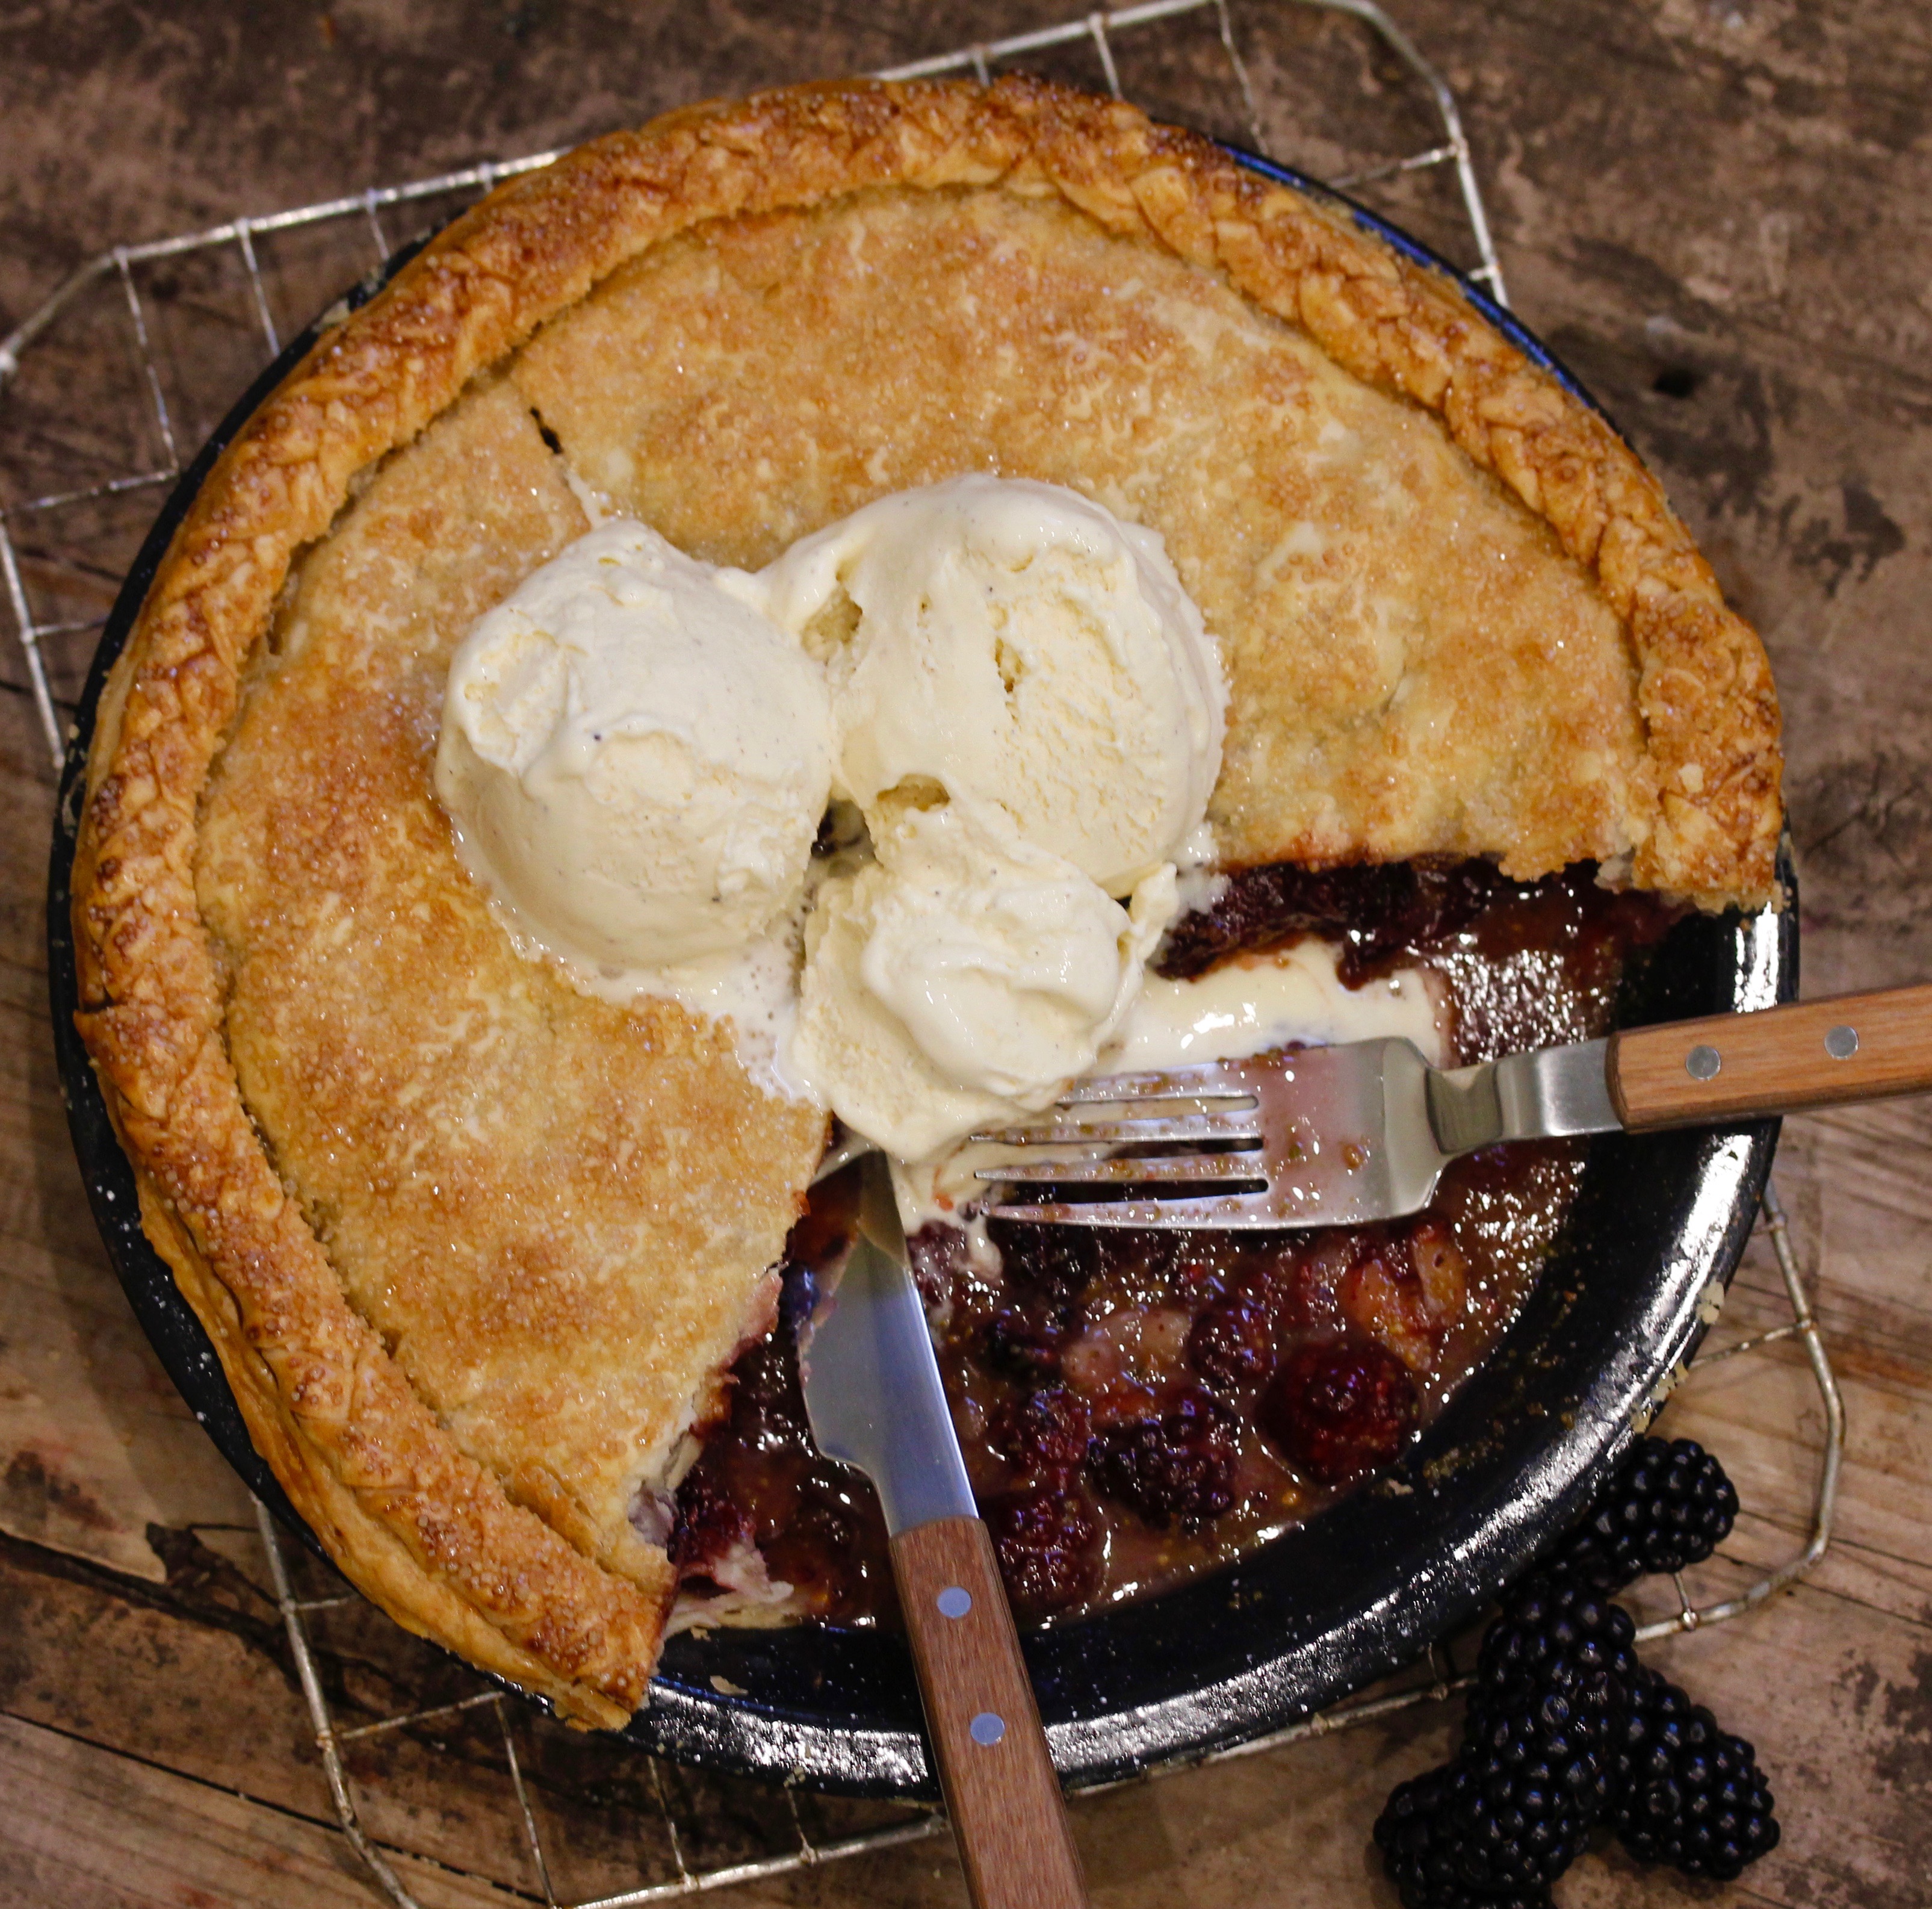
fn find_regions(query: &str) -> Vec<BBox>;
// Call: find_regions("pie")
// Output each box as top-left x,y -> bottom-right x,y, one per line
69,76 -> 1781,1728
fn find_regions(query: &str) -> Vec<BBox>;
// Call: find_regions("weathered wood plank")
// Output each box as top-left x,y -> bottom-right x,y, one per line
1,2 -> 1929,1906
0,691 -> 267,1582
704,1579 -> 1932,1909
0,1712 -> 532,1909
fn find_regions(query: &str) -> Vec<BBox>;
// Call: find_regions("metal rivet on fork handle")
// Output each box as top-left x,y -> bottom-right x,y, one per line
1686,1045 -> 1723,1081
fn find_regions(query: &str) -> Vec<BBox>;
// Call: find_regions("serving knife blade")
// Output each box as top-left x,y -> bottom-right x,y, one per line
799,1149 -> 1087,1909
798,1150 -> 976,1534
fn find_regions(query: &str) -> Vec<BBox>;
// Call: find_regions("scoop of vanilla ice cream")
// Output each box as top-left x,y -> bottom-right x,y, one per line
791,802 -> 1178,1161
756,476 -> 1224,896
436,518 -> 834,970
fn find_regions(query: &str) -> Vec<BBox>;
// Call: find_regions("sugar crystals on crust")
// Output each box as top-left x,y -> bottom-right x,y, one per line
70,76 -> 1782,1725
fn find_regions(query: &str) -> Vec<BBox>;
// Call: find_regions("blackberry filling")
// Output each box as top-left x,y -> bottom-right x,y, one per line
672,859 -> 1685,1625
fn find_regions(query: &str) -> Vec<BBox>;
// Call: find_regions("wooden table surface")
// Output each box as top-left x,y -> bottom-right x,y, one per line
2,4 -> 1928,1905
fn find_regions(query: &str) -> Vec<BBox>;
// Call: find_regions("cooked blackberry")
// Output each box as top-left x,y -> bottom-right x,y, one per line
905,1218 -> 974,1305
1260,1339 -> 1416,1483
669,1471 -> 751,1572
988,1384 -> 1091,1477
982,1293 -> 1083,1379
1553,1436 -> 1739,1589
1187,1291 -> 1280,1394
1085,1390 -> 1238,1531
725,1320 -> 810,1445
1186,1255 -> 1304,1395
1609,1668 -> 1780,1880
985,1218 -> 1101,1299
981,1483 -> 1101,1616
1156,858 -> 1534,984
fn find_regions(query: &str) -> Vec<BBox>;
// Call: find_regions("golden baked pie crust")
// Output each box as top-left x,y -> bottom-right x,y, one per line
71,76 -> 1781,1725
194,372 -> 826,1626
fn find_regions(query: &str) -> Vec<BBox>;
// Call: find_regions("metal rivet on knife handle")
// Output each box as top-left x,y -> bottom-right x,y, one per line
890,1514 -> 1088,1907
1686,1044 -> 1723,1081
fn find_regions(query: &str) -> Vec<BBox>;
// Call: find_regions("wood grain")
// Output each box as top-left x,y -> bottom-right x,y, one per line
1,2 -> 1929,1907
0,1712 -> 523,1909
893,1518 -> 1087,1909
1611,986 -> 1932,1128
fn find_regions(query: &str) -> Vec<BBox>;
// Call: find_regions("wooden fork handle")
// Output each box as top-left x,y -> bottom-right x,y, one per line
1609,983 -> 1932,1129
892,1516 -> 1088,1909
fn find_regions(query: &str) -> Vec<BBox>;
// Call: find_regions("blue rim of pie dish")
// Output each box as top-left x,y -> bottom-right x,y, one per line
46,138 -> 1793,1801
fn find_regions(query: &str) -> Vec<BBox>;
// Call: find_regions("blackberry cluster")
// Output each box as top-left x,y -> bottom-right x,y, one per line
1547,1436 -> 1739,1590
1376,1580 -> 1631,1908
1611,1666 -> 1780,1880
1373,1438 -> 1779,1908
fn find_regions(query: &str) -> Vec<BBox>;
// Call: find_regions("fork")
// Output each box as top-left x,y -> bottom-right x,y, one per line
970,983 -> 1932,1229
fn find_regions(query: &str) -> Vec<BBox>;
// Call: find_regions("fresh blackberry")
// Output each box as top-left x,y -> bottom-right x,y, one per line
1552,1436 -> 1739,1590
1373,1579 -> 1630,1905
1374,1441 -> 1780,1905
1373,1702 -> 1597,1905
1376,1679 -> 1606,1906
1458,1657 -> 1613,1883
1609,1668 -> 1781,1880
1373,1765 -> 1553,1909
1476,1574 -> 1642,1696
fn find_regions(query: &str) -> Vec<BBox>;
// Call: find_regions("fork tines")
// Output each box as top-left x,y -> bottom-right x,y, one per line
986,1189 -> 1279,1227
1049,1066 -> 1257,1106
967,1066 -> 1266,1191
977,1150 -> 1263,1187
967,1108 -> 1262,1149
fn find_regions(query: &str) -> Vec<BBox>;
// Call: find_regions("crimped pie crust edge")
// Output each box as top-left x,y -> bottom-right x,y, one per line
69,75 -> 1782,1726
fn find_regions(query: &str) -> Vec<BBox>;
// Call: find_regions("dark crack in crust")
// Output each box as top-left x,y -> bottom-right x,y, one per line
69,76 -> 1782,1728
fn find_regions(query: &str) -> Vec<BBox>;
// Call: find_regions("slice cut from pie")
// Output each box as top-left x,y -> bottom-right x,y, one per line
70,76 -> 1780,1727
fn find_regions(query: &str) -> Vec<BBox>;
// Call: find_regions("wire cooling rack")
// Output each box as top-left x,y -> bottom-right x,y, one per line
3,3 -> 1841,1904
265,1182 -> 1846,1908
0,0 -> 1509,769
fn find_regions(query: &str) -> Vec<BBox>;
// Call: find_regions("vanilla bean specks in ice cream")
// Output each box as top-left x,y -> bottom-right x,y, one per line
436,476 -> 1439,1167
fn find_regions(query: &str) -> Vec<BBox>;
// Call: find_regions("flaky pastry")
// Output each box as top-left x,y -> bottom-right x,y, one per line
70,76 -> 1780,1725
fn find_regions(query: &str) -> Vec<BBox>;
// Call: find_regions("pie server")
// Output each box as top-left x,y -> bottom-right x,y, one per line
798,1149 -> 1087,1909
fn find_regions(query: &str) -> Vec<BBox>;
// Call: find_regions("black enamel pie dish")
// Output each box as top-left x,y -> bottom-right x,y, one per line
46,146 -> 1793,1800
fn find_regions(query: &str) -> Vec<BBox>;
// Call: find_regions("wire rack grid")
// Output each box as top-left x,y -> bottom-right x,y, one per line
3,4 -> 1841,1905
259,1180 -> 1845,1909
0,0 -> 1509,772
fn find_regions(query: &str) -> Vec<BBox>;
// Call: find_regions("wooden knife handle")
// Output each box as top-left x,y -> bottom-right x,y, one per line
891,1516 -> 1088,1909
1609,984 -> 1932,1129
